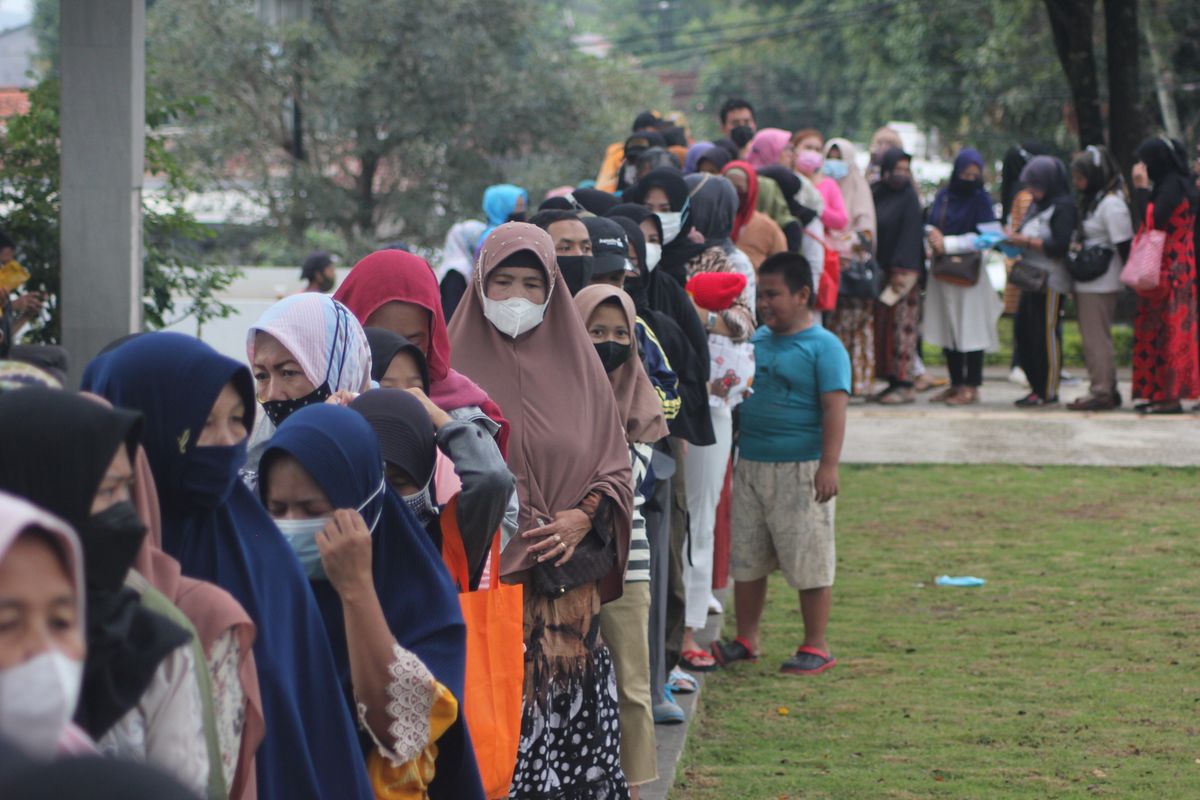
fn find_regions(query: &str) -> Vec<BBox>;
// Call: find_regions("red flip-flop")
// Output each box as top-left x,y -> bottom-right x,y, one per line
779,646 -> 837,675
680,648 -> 719,672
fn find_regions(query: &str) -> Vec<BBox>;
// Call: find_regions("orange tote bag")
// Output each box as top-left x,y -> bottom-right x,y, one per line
441,497 -> 525,799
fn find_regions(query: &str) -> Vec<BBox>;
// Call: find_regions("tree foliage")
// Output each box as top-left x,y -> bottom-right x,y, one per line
144,0 -> 665,248
0,78 -> 238,343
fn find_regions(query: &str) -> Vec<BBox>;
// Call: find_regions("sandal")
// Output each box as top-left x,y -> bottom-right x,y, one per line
912,374 -> 948,393
710,637 -> 759,667
944,386 -> 979,406
1014,392 -> 1058,408
667,668 -> 699,694
929,386 -> 959,403
1138,401 -> 1183,415
877,388 -> 915,405
779,646 -> 837,676
680,648 -> 719,672
1067,395 -> 1117,412
653,687 -> 686,725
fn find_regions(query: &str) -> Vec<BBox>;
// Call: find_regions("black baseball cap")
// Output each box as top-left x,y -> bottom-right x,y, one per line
583,217 -> 636,277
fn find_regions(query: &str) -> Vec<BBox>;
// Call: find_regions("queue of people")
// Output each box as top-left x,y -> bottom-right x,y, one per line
0,93 -> 1197,800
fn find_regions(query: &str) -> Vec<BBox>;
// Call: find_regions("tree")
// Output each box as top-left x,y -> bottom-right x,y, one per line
144,0 -> 664,248
1043,0 -> 1105,146
0,78 -> 238,343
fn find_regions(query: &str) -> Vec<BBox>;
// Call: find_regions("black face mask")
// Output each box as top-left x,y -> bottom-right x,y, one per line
261,382 -> 332,428
506,211 -> 527,223
949,175 -> 983,195
594,341 -> 632,373
82,501 -> 148,594
557,255 -> 595,296
886,174 -> 910,191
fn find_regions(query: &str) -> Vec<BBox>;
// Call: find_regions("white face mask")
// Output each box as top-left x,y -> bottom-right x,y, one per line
481,296 -> 548,339
644,243 -> 662,272
0,649 -> 83,759
657,211 -> 683,245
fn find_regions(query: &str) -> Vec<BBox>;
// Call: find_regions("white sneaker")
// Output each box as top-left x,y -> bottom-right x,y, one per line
1008,366 -> 1028,386
707,595 -> 724,615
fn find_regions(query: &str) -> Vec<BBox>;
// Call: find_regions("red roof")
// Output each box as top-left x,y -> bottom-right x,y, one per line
0,88 -> 29,119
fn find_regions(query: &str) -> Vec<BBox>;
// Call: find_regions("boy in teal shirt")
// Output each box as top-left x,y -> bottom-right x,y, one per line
712,252 -> 850,675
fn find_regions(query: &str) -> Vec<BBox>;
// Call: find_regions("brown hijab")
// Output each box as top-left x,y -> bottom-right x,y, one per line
573,285 -> 669,446
447,223 -> 633,597
84,394 -> 264,800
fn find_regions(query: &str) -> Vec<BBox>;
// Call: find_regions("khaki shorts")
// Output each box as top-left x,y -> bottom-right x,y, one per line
731,459 -> 836,590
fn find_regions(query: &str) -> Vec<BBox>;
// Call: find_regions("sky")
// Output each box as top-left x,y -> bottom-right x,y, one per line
0,0 -> 32,31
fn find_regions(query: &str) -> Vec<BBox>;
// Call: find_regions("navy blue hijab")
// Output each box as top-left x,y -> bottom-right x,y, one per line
928,147 -> 996,235
259,404 -> 483,800
82,332 -> 373,800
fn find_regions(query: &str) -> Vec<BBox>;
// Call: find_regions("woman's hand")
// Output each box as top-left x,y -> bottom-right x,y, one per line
1131,162 -> 1150,190
405,387 -> 453,429
325,390 -> 358,407
523,508 -> 592,567
927,227 -> 945,255
318,509 -> 376,602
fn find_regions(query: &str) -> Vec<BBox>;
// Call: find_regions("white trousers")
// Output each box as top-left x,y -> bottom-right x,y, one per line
682,406 -> 733,631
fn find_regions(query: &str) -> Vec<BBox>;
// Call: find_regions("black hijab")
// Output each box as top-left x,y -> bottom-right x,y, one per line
365,327 -> 430,392
1135,136 -> 1197,229
606,205 -> 715,446
0,388 -> 190,740
696,147 -> 732,173
572,188 -> 619,216
872,148 -> 925,272
757,165 -> 819,225
626,168 -> 708,287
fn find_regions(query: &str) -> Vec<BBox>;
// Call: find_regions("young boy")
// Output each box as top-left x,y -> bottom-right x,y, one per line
711,252 -> 850,675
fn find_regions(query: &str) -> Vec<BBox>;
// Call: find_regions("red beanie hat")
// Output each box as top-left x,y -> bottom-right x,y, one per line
686,272 -> 747,312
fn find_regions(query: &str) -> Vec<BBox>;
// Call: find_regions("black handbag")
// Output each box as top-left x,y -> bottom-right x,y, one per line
838,255 -> 883,300
1066,245 -> 1115,282
1008,258 -> 1048,292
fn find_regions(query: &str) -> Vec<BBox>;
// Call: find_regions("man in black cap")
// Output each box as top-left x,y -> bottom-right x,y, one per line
299,251 -> 337,293
583,217 -> 637,290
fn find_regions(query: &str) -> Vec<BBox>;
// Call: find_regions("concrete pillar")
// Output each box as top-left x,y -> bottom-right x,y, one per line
59,0 -> 144,385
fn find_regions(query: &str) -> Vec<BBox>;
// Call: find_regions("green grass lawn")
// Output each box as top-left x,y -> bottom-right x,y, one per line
675,465 -> 1200,799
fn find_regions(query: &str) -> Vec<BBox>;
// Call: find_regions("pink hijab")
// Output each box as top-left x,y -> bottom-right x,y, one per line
0,491 -> 96,757
573,286 -> 669,446
447,223 -> 633,601
83,394 -> 263,800
746,128 -> 793,169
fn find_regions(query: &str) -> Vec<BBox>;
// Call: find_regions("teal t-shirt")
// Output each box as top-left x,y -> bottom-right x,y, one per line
738,323 -> 851,463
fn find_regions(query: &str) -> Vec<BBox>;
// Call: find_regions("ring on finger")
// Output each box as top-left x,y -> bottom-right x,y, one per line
553,534 -> 562,544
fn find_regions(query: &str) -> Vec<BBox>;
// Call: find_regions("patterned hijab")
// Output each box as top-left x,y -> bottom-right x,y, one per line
246,293 -> 372,395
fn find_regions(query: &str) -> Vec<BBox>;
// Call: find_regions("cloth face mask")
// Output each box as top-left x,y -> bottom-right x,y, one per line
261,382 -> 333,428
481,296 -> 549,339
594,341 -> 632,373
0,649 -> 84,760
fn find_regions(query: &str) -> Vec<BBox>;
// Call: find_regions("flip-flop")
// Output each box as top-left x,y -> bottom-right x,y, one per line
680,648 -> 719,672
779,646 -> 837,675
710,637 -> 759,666
667,668 -> 699,694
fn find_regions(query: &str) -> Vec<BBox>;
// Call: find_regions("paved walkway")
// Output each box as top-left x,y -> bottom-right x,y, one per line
844,369 -> 1200,467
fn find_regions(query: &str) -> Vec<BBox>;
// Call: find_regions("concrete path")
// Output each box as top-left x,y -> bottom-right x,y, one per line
844,369 -> 1200,467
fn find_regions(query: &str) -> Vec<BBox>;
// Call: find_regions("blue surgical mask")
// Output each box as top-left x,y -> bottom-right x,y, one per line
275,478 -> 387,581
822,159 -> 849,181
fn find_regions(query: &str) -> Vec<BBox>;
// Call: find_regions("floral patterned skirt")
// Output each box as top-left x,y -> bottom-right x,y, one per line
827,297 -> 876,395
509,579 -> 629,800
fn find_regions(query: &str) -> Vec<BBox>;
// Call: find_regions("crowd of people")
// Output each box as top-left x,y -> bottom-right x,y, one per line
0,94 -> 1197,800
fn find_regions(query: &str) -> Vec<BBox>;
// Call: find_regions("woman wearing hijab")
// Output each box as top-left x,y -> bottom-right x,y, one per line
823,138 -> 879,396
1127,137 -> 1200,413
575,285 -> 669,797
871,148 -> 926,404
684,141 -> 713,175
366,327 -> 430,392
999,141 -> 1051,382
792,129 -> 849,233
1007,155 -> 1078,407
259,403 -> 483,800
475,184 -> 528,255
695,147 -> 731,175
94,393 -> 263,800
867,126 -> 905,185
0,389 -> 207,794
438,219 -> 487,321
333,249 -> 511,455
83,332 -> 375,800
0,491 -> 92,760
721,160 -> 787,269
1068,145 -> 1133,411
244,293 -> 373,479
448,223 -> 633,799
757,165 -> 827,290
923,148 -> 1003,405
754,176 -> 805,252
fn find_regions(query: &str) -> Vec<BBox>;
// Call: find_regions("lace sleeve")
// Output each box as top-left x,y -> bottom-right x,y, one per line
207,630 -> 246,792
355,644 -> 457,766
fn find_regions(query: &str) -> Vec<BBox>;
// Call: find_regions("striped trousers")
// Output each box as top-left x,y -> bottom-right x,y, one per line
1016,288 -> 1063,401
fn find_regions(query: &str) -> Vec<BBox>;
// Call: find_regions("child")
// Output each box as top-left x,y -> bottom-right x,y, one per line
711,252 -> 850,675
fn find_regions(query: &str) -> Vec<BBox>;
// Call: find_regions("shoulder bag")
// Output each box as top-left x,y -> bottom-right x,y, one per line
929,204 -> 983,287
1066,203 -> 1114,283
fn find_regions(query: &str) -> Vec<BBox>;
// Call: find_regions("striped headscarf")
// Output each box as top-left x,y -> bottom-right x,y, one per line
246,293 -> 372,394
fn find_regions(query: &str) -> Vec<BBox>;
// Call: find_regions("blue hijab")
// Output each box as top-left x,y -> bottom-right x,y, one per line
929,147 -> 996,235
82,332 -> 373,800
260,404 -> 483,800
475,183 -> 528,254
